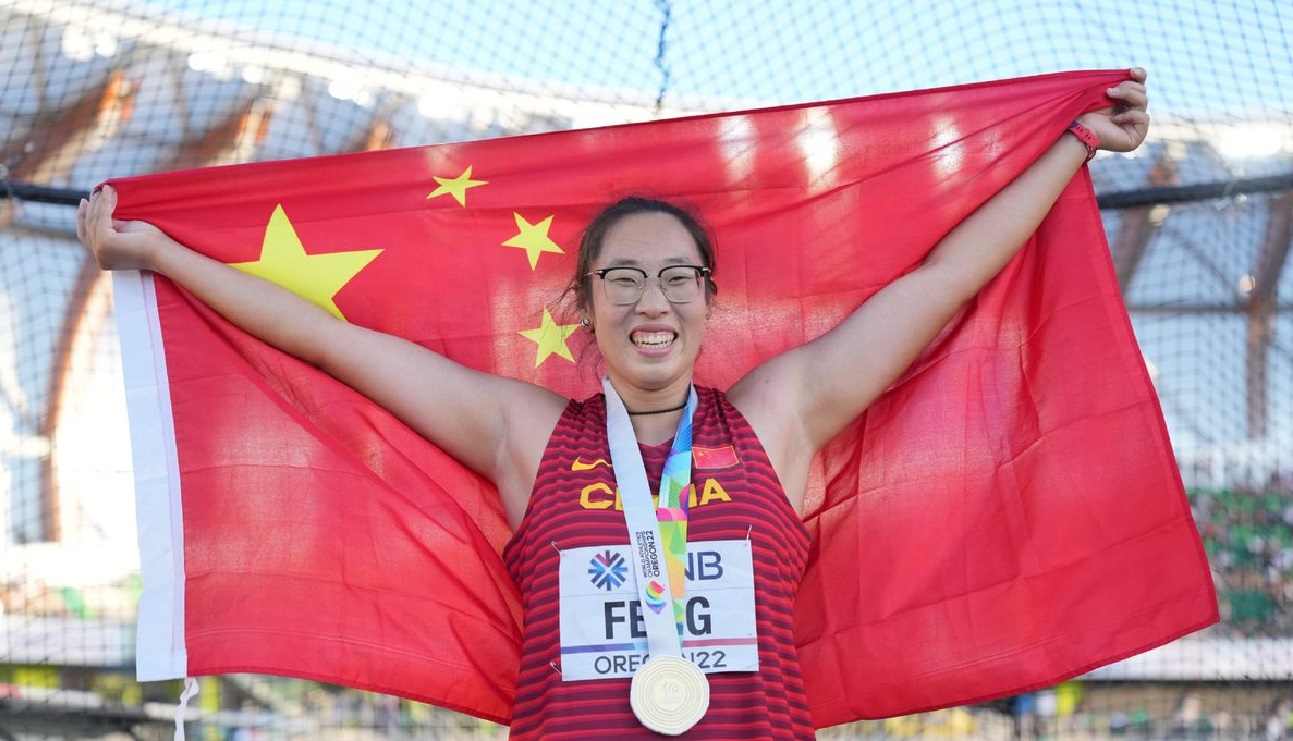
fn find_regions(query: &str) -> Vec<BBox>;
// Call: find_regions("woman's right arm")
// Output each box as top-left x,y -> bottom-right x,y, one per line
79,185 -> 565,526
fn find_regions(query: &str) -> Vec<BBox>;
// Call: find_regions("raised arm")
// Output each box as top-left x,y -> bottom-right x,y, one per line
79,187 -> 566,526
731,69 -> 1150,512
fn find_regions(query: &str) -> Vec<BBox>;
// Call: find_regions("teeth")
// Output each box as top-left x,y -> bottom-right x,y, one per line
632,331 -> 675,348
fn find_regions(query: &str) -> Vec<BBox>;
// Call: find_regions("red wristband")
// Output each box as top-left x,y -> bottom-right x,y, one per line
1067,121 -> 1100,162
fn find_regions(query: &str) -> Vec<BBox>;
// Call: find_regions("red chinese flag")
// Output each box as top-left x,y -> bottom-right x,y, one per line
110,70 -> 1216,727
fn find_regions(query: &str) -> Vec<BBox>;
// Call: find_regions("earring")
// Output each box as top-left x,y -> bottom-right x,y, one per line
580,317 -> 590,327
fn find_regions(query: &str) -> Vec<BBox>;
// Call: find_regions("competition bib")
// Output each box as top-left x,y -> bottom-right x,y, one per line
558,539 -> 759,681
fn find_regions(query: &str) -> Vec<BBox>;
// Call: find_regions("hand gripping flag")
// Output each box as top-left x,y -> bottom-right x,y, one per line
110,70 -> 1217,727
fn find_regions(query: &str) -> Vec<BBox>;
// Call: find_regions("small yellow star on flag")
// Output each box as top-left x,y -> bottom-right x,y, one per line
229,204 -> 382,322
519,309 -> 579,366
426,165 -> 487,207
502,212 -> 563,270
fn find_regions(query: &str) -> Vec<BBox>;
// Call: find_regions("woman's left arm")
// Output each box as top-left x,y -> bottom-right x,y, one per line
730,69 -> 1149,511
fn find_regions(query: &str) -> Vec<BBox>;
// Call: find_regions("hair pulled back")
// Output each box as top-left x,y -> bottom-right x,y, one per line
571,196 -> 717,313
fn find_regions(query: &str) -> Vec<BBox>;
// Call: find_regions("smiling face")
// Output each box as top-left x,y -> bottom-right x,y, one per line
584,210 -> 712,402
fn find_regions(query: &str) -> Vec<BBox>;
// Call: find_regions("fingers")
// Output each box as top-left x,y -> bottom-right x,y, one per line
1113,109 -> 1150,128
89,186 -> 115,232
1114,84 -> 1147,107
84,189 -> 103,245
75,198 -> 87,244
1104,77 -> 1149,142
79,186 -> 117,259
1107,81 -> 1148,109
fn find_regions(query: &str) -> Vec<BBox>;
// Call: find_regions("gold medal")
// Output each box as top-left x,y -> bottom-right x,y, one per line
630,655 -> 710,736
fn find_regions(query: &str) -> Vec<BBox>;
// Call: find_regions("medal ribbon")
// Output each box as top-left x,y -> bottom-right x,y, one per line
603,378 -> 697,658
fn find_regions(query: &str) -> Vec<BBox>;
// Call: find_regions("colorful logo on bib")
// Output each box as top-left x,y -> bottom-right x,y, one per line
644,580 -> 669,613
587,550 -> 628,591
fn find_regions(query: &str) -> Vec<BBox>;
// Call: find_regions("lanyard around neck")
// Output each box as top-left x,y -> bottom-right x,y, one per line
602,378 -> 698,659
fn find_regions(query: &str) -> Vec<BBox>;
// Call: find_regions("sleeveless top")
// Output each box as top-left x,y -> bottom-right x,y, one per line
502,386 -> 814,739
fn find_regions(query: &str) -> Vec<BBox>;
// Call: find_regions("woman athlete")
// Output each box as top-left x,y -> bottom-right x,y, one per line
79,70 -> 1149,739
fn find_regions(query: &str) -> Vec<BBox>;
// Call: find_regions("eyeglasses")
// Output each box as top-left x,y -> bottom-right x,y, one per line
585,265 -> 711,305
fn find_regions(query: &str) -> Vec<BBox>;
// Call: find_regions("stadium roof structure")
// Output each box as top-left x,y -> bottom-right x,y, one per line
1094,136 -> 1292,446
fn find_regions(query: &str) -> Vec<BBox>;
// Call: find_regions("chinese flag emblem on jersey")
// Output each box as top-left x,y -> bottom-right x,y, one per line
110,70 -> 1216,727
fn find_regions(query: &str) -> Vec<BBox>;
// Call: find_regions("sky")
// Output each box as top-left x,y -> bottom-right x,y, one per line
128,0 -> 1293,116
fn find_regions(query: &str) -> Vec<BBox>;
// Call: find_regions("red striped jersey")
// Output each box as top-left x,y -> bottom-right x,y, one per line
503,387 -> 814,739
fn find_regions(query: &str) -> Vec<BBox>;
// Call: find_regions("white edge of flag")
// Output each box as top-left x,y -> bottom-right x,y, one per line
113,271 -> 187,680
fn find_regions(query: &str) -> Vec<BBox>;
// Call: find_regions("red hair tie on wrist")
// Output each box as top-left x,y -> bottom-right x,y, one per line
1067,121 -> 1100,162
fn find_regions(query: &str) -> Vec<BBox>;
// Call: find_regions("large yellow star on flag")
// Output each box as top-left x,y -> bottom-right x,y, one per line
519,309 -> 579,366
229,204 -> 383,322
426,165 -> 487,207
502,212 -> 563,269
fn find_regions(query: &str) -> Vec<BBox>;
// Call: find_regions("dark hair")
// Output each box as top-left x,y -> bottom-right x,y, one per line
571,196 -> 718,313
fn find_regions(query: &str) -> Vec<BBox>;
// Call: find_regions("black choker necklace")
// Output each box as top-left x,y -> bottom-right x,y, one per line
625,402 -> 687,416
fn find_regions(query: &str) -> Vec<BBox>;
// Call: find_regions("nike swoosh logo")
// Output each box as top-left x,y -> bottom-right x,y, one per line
572,457 -> 612,471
